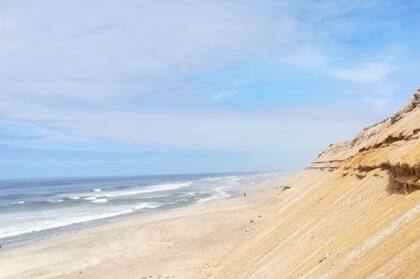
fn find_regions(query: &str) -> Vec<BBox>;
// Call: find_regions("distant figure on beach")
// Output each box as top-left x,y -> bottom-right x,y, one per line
243,192 -> 247,197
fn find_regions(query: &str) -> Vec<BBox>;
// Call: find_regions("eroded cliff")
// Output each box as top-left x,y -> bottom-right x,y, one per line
310,88 -> 420,194
212,88 -> 420,279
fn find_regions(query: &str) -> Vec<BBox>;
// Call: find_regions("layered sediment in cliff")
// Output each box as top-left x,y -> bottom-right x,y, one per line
309,88 -> 420,194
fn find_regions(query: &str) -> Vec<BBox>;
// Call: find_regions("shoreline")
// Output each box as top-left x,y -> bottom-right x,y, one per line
0,171 -> 287,251
0,175 -> 290,279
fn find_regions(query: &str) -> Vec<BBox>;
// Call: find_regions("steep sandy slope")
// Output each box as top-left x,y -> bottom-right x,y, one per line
311,88 -> 420,194
210,89 -> 420,278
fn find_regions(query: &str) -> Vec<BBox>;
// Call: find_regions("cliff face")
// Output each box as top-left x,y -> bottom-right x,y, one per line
213,89 -> 420,279
310,88 -> 420,194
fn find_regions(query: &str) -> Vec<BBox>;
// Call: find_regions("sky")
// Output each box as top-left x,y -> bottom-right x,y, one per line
0,0 -> 419,179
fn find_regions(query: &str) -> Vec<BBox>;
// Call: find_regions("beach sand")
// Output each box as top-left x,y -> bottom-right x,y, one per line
0,178 -> 289,279
2,168 -> 418,279
1,90 -> 419,279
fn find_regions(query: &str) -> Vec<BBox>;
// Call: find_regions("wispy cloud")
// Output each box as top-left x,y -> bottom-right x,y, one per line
0,96 -> 386,151
327,62 -> 392,83
211,90 -> 238,101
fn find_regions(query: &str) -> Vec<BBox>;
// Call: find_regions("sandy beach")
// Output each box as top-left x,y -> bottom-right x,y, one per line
2,1 -> 420,278
0,177 -> 290,279
1,93 -> 419,279
2,166 -> 418,279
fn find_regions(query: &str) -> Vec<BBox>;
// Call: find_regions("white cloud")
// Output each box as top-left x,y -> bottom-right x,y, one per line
0,0 -> 408,156
0,97 -> 384,152
1,0 -> 400,103
284,47 -> 394,83
211,90 -> 238,101
327,62 -> 392,83
0,1 -> 286,85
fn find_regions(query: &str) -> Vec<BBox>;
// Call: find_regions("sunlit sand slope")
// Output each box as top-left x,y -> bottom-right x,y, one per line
212,89 -> 420,279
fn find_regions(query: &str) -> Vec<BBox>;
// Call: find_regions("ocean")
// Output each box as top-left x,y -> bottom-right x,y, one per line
0,172 -> 282,247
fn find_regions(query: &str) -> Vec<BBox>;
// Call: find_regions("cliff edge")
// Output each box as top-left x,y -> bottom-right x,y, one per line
212,88 -> 420,279
310,88 -> 420,194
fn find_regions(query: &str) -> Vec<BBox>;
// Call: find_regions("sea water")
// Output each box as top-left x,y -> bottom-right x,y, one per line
0,172 -> 282,247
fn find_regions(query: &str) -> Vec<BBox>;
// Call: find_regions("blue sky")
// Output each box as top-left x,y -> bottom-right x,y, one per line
1,0 -> 419,179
